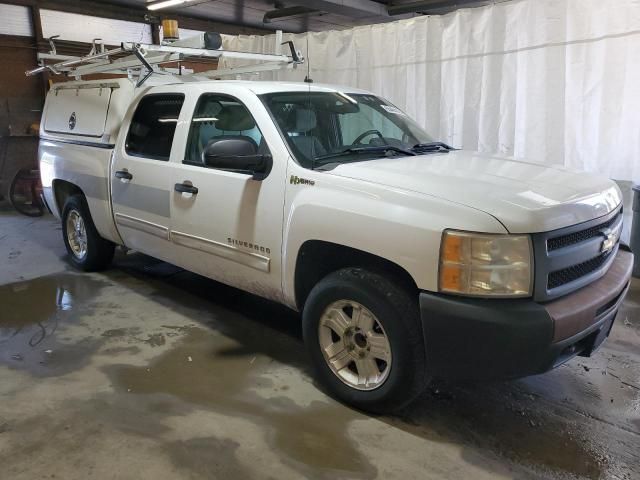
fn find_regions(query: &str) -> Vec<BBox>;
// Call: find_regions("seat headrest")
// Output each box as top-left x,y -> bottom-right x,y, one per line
130,122 -> 150,137
294,108 -> 317,133
198,100 -> 223,118
215,105 -> 256,131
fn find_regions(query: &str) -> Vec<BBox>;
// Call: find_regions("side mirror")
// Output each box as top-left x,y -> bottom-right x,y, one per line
203,138 -> 272,180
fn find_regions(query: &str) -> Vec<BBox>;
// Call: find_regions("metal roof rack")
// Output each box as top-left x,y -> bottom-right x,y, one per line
26,30 -> 303,87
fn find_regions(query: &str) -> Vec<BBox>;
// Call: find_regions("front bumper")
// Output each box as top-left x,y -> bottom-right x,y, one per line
420,248 -> 633,380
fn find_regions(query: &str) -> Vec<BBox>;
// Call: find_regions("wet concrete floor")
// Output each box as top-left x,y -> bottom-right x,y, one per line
0,211 -> 638,479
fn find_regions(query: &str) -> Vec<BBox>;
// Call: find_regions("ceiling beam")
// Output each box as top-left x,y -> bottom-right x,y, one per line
264,6 -> 322,24
298,0 -> 388,19
387,0 -> 487,16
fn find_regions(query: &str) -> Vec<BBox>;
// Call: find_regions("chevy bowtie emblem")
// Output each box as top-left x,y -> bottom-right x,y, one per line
600,229 -> 617,254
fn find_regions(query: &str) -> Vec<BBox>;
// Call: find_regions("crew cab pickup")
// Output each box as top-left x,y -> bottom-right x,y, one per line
39,77 -> 633,412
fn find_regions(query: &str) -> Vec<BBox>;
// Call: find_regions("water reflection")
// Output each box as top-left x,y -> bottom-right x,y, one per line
0,274 -> 105,374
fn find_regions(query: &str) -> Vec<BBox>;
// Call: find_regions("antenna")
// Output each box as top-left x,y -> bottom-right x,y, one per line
304,33 -> 312,83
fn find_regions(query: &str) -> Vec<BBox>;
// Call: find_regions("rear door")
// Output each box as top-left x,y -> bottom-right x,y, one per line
111,92 -> 185,261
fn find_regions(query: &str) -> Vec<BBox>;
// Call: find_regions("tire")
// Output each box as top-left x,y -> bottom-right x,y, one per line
61,194 -> 115,271
302,267 -> 428,413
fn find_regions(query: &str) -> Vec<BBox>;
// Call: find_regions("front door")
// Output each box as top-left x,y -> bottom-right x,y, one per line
111,93 -> 185,261
168,89 -> 287,301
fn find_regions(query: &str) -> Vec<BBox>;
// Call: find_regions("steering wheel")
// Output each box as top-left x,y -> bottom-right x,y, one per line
352,129 -> 385,145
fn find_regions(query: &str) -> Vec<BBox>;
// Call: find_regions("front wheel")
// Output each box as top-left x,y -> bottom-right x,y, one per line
302,268 -> 428,413
61,195 -> 115,271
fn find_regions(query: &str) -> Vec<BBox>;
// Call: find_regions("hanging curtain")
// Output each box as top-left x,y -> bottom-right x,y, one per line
222,0 -> 640,182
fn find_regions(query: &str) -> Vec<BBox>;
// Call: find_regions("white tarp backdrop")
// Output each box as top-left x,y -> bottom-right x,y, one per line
222,0 -> 640,182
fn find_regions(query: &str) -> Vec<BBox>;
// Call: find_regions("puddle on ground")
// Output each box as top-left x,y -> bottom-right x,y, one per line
0,274 -> 108,376
162,436 -> 251,479
107,327 -> 378,479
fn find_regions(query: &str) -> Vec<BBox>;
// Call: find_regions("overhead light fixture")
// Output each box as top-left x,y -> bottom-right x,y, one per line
147,0 -> 199,11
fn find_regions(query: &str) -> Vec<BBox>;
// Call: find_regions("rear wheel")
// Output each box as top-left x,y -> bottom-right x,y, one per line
61,195 -> 114,271
303,268 -> 428,413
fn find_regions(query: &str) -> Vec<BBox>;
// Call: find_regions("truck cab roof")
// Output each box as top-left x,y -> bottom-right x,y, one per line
152,79 -> 374,96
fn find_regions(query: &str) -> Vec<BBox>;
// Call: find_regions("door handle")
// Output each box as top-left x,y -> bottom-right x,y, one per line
115,170 -> 133,180
174,183 -> 198,195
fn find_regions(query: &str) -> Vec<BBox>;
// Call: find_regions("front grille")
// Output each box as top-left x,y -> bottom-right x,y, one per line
547,250 -> 613,290
532,206 -> 623,301
547,212 -> 620,251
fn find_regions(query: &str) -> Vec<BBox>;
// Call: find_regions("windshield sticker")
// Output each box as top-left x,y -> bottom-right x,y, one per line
381,105 -> 405,116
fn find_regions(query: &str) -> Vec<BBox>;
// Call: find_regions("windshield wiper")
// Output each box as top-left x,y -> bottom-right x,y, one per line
315,145 -> 416,164
411,142 -> 454,153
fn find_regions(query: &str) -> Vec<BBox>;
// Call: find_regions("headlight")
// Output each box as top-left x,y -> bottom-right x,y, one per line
439,230 -> 533,297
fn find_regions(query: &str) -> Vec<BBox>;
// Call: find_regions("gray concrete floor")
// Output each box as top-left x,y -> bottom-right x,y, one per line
0,210 -> 638,480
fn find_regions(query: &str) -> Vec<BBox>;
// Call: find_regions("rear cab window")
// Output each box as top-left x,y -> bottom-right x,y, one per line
125,94 -> 185,161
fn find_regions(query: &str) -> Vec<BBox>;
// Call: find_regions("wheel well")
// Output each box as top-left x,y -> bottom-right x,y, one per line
294,240 -> 419,310
52,180 -> 84,214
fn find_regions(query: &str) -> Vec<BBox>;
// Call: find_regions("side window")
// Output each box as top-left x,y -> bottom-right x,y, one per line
125,94 -> 185,161
185,94 -> 265,166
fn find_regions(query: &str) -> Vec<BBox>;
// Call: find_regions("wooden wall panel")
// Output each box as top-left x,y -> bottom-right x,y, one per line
0,34 -> 42,200
0,36 -> 42,135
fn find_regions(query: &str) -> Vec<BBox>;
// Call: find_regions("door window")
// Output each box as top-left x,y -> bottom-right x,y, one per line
125,94 -> 185,161
185,94 -> 265,166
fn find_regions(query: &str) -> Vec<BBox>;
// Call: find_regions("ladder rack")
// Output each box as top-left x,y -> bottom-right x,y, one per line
26,31 -> 303,87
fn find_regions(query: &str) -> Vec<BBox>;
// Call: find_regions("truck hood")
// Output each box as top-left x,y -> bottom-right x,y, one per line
326,150 -> 622,233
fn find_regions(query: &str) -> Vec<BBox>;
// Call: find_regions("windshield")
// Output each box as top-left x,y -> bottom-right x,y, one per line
261,92 -> 437,169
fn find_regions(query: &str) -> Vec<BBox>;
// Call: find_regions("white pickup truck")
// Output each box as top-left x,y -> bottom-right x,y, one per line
39,77 -> 633,412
